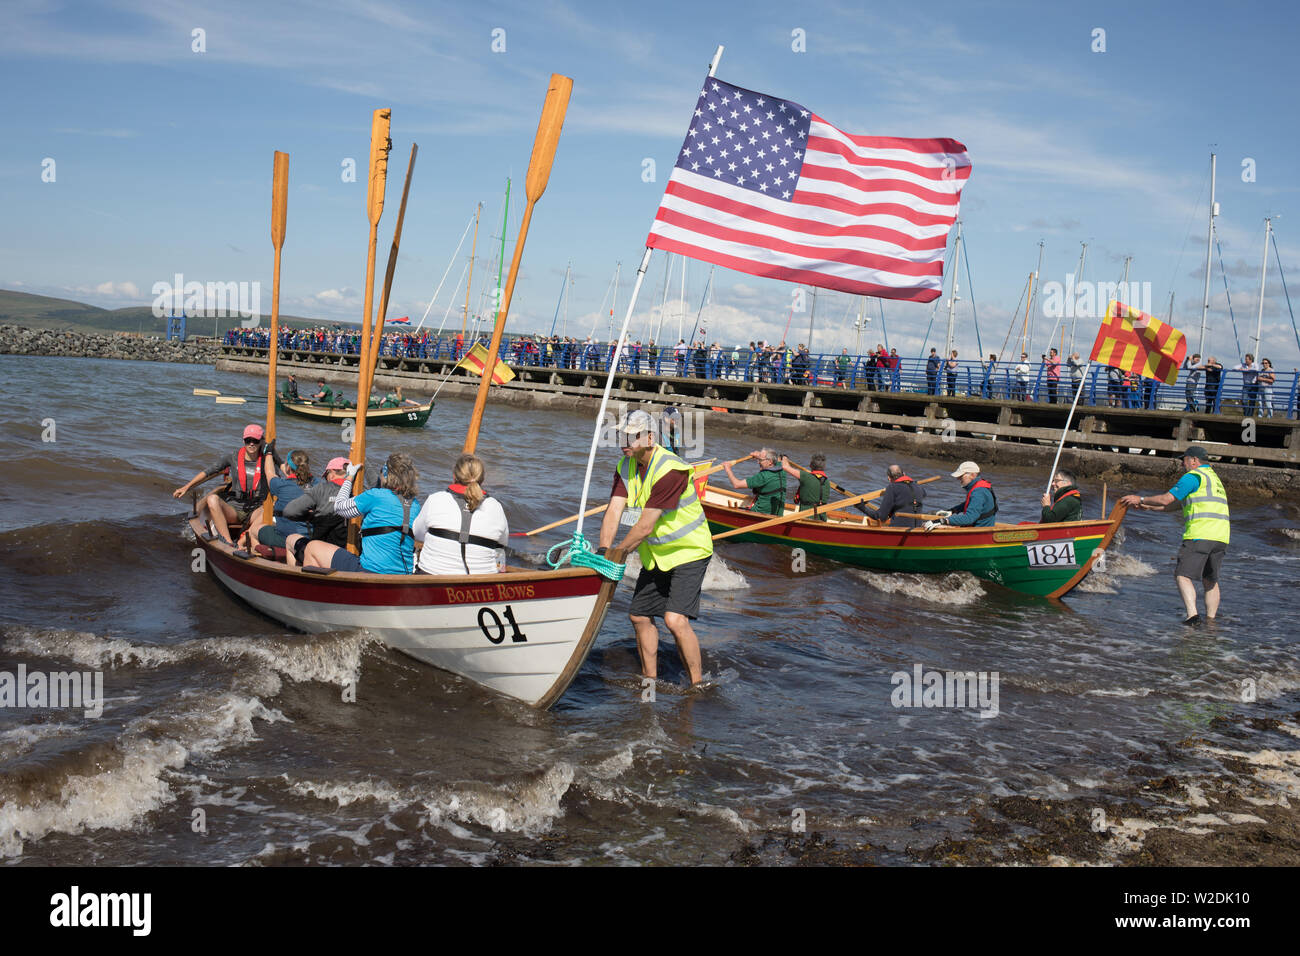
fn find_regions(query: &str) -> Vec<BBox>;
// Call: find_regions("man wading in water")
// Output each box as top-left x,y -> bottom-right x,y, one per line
598,410 -> 714,687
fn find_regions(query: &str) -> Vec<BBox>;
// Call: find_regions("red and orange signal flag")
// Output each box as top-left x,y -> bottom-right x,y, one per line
1090,300 -> 1188,386
456,342 -> 516,385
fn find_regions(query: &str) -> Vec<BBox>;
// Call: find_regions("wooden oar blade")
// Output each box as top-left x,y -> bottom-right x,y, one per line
366,108 -> 392,226
524,74 -> 573,203
271,151 -> 289,247
193,388 -> 220,396
215,396 -> 247,405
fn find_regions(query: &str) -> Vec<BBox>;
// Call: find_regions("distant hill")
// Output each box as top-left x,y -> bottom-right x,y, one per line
0,289 -> 348,337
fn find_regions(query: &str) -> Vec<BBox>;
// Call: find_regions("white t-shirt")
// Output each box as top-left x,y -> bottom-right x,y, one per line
412,491 -> 509,574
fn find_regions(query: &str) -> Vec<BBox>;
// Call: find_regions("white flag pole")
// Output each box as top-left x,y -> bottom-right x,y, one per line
1043,359 -> 1091,503
573,45 -> 724,538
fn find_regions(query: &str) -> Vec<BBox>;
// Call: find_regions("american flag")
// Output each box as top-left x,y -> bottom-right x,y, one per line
646,76 -> 971,303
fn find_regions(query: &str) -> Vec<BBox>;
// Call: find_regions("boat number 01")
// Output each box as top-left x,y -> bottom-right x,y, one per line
478,606 -> 528,644
1025,541 -> 1078,568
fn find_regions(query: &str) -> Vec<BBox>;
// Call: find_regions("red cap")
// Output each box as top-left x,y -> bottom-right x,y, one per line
243,424 -> 264,440
326,457 -> 349,472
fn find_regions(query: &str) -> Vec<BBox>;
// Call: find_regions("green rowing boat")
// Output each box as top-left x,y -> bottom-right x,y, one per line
274,397 -> 433,427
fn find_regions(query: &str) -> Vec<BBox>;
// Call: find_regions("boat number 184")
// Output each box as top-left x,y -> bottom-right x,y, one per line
1025,541 -> 1078,568
478,605 -> 528,644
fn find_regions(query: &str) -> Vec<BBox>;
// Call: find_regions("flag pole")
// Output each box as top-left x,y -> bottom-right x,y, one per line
1043,358 -> 1091,502
572,45 -> 723,538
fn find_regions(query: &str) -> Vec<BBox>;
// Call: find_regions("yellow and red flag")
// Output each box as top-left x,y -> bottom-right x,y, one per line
1090,300 -> 1187,385
455,342 -> 515,384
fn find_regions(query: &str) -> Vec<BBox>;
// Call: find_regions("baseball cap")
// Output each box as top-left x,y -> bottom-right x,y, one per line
243,424 -> 264,440
950,460 -> 980,478
616,410 -> 655,435
326,457 -> 350,472
1179,445 -> 1210,460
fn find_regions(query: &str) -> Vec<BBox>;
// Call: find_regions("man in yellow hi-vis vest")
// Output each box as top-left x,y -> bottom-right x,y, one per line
598,410 -> 713,686
1120,446 -> 1229,624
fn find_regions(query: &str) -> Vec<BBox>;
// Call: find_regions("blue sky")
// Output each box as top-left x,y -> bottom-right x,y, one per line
2,0 -> 1298,364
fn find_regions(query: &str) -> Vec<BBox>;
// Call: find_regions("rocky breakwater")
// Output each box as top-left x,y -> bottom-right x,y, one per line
0,325 -> 221,364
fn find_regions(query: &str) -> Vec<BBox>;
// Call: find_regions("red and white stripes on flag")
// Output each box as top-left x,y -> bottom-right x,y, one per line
646,76 -> 970,303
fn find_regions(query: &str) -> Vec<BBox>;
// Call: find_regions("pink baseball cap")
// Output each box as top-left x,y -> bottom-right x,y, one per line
326,457 -> 350,472
243,424 -> 264,440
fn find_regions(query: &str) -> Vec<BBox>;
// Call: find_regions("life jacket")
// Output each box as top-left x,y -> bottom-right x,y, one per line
750,465 -> 788,516
358,493 -> 416,569
421,483 -> 506,573
795,470 -> 830,507
231,446 -> 272,505
960,478 -> 998,522
617,445 -> 713,572
892,474 -> 924,516
1182,465 -> 1230,544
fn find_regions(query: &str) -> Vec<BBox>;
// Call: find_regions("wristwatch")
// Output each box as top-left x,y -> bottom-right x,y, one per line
1139,496 -> 1144,505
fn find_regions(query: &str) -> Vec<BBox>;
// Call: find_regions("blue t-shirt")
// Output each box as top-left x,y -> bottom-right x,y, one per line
1167,472 -> 1202,502
356,488 -> 415,574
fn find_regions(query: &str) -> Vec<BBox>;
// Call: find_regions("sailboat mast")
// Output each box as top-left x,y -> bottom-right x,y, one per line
1254,216 -> 1273,357
1068,241 -> 1087,355
945,221 -> 962,356
609,261 -> 620,343
1027,239 -> 1044,354
493,178 -> 511,330
461,202 -> 482,337
807,287 -> 817,350
1198,152 -> 1217,356
678,256 -> 687,342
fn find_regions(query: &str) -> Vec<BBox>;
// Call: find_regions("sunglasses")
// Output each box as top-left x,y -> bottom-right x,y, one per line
244,437 -> 262,445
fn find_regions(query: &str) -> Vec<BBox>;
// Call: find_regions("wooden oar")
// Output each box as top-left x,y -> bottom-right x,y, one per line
359,142 -> 418,413
347,108 -> 392,553
895,512 -> 945,521
713,487 -> 887,541
464,74 -> 572,455
193,388 -> 220,396
516,454 -> 747,537
262,150 -> 289,528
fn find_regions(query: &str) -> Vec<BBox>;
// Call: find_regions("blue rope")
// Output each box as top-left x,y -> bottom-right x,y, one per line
546,531 -> 625,581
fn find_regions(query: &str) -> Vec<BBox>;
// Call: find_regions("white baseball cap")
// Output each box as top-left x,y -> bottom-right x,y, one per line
617,410 -> 655,435
950,460 -> 980,478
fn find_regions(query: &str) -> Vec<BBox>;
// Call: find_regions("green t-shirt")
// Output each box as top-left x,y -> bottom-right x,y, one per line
797,471 -> 831,519
747,468 -> 787,515
316,385 -> 333,403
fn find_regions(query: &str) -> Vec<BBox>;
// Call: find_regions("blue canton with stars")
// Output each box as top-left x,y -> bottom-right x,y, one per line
675,77 -> 812,200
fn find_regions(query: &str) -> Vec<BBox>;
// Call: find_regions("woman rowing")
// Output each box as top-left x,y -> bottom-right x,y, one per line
172,423 -> 275,547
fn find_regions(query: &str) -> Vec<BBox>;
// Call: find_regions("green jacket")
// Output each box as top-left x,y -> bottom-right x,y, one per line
747,467 -> 787,515
1041,485 -> 1082,523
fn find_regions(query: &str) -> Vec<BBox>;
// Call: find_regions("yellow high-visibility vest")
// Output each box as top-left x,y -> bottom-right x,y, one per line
1182,464 -> 1230,544
617,445 -> 714,572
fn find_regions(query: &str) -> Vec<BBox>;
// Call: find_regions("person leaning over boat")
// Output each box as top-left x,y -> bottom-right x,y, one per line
254,449 -> 315,552
722,448 -> 787,515
311,379 -> 333,404
1118,446 -> 1229,625
172,423 -> 276,547
279,457 -> 350,567
411,454 -> 508,575
863,464 -> 928,528
1040,470 -> 1082,523
282,374 -> 300,401
926,461 -> 997,530
779,453 -> 832,520
301,453 -> 420,574
598,410 -> 713,687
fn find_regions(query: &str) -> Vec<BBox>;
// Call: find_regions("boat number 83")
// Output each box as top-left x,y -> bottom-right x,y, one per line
478,605 -> 528,644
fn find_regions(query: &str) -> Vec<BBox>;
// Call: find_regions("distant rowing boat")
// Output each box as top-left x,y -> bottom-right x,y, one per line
275,396 -> 433,427
701,484 -> 1127,600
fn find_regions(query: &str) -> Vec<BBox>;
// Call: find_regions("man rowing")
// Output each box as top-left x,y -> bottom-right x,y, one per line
598,410 -> 713,687
172,423 -> 276,547
779,453 -> 833,520
722,448 -> 787,515
1040,470 -> 1082,522
863,464 -> 927,528
926,461 -> 997,529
